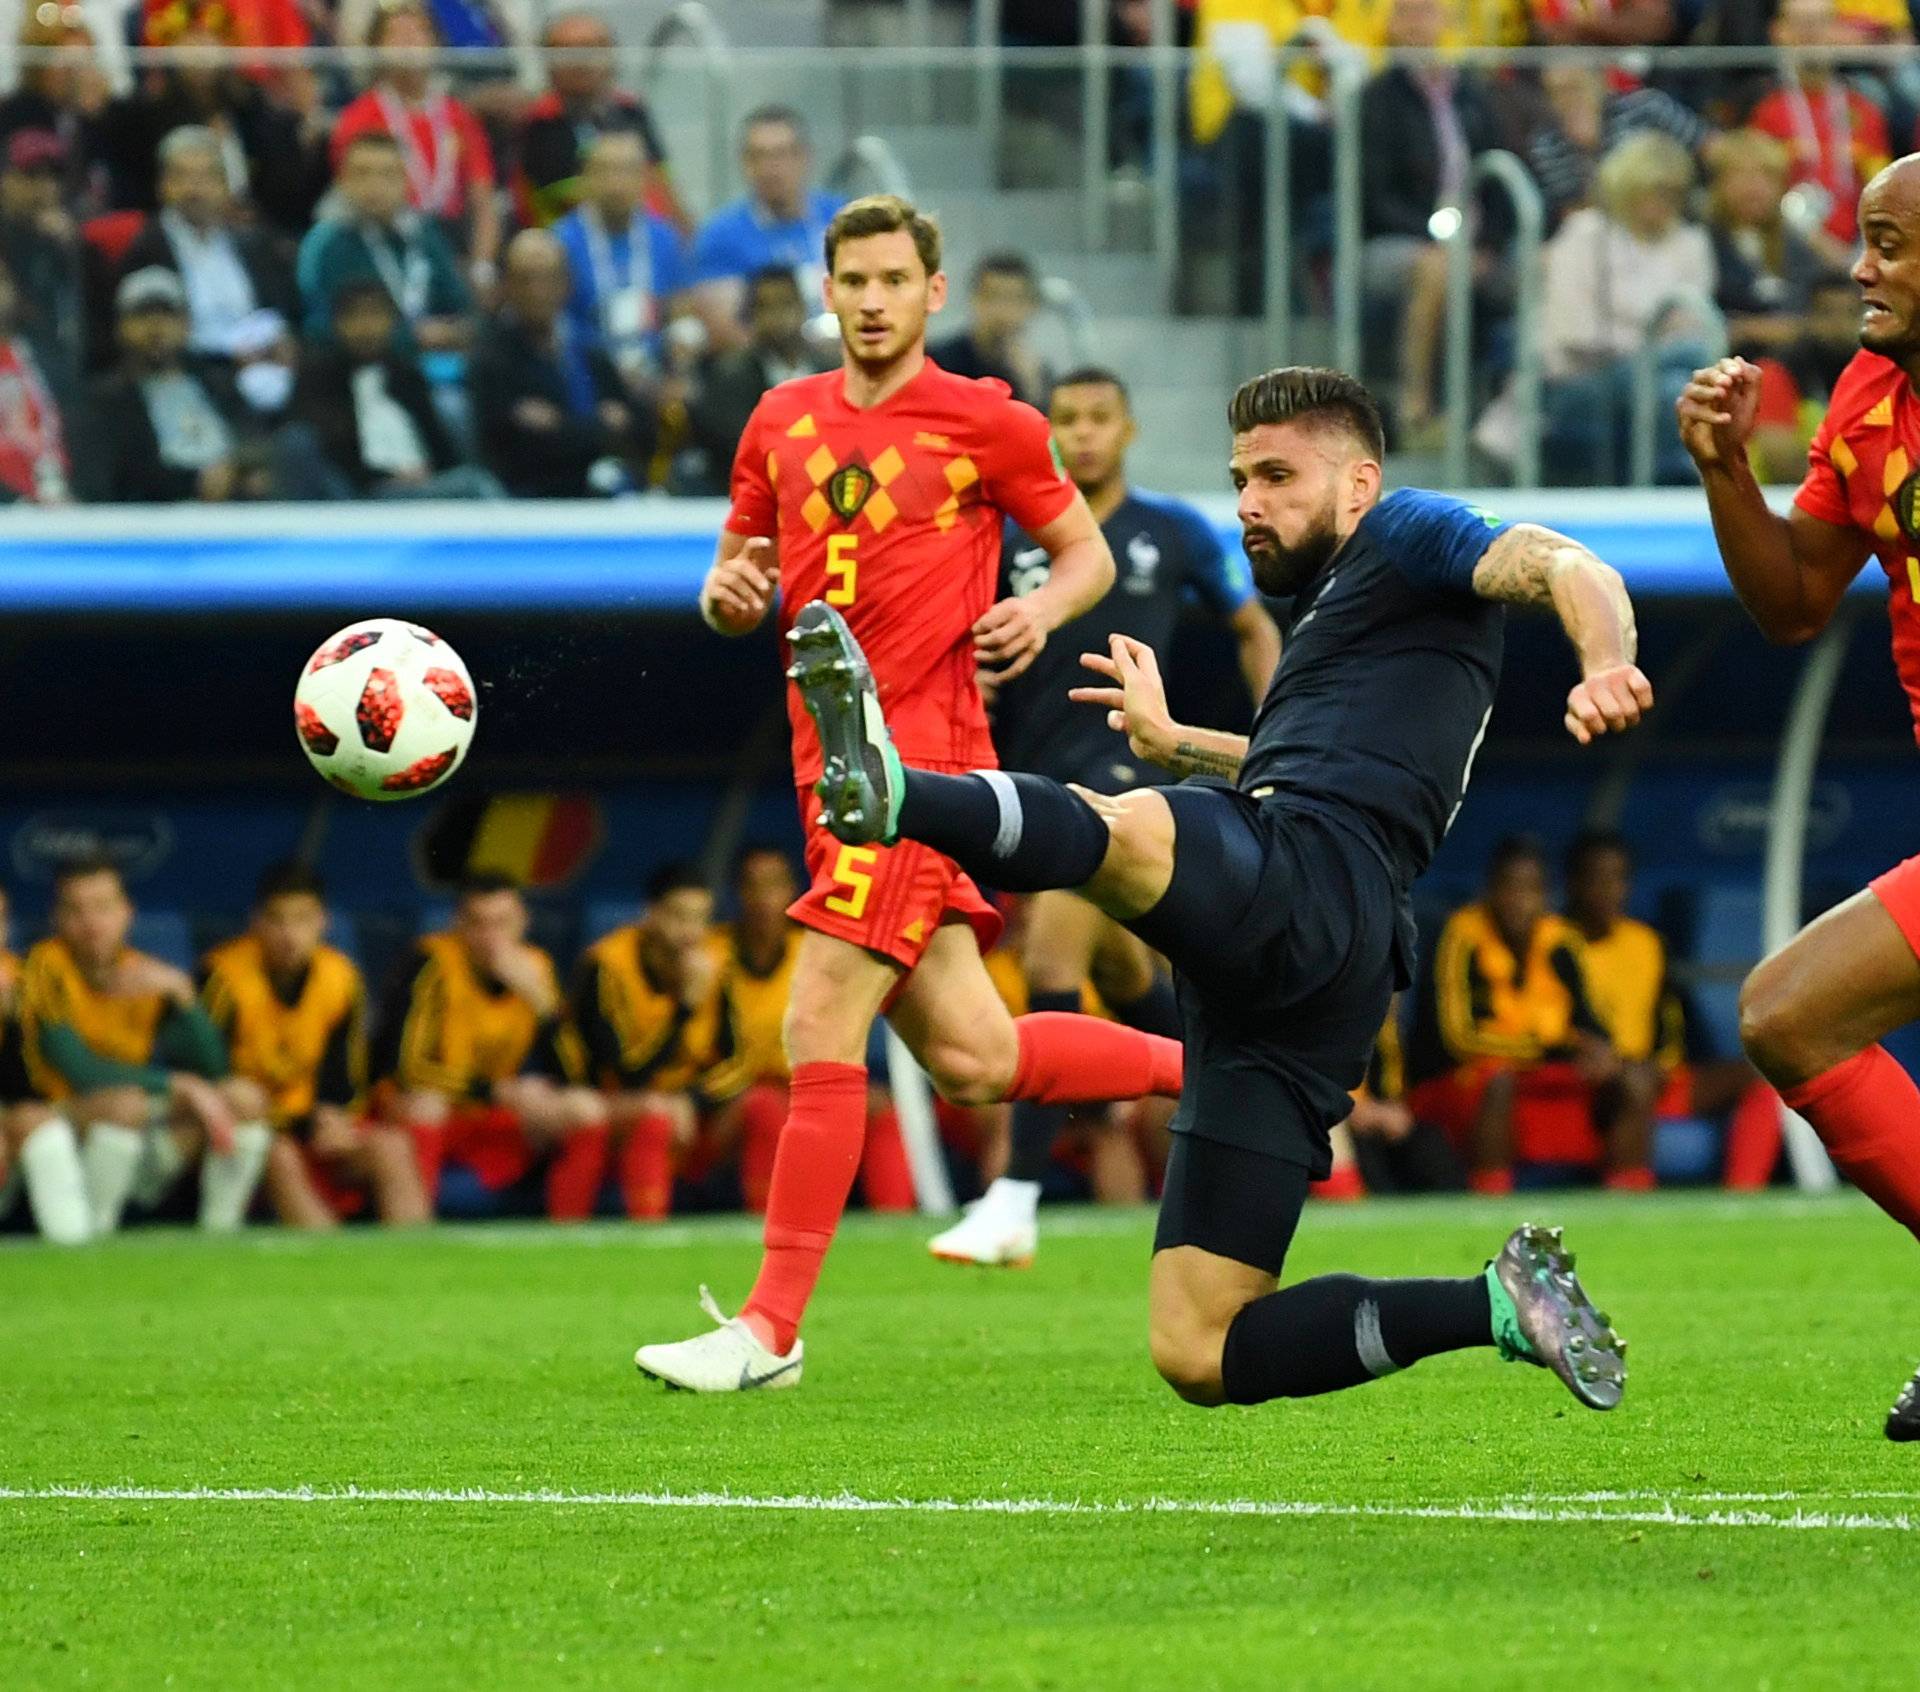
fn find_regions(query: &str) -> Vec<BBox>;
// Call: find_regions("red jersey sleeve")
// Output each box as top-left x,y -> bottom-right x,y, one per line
723,403 -> 777,536
1794,370 -> 1859,527
978,391 -> 1077,534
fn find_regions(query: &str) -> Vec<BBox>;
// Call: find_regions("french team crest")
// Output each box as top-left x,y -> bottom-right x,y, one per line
1896,468 -> 1920,546
828,460 -> 875,521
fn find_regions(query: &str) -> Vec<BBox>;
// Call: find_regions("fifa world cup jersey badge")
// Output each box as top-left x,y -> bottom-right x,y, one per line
828,460 -> 875,522
1895,468 -> 1920,546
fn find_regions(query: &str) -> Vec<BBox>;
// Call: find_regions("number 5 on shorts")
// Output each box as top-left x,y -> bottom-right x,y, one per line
827,533 -> 857,606
826,843 -> 877,918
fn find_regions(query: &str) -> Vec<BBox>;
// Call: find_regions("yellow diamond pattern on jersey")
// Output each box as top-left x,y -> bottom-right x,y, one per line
863,445 -> 907,533
1832,436 -> 1859,478
787,414 -> 818,438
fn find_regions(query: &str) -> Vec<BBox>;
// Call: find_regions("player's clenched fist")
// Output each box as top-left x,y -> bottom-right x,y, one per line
1676,356 -> 1762,469
972,594 -> 1048,681
701,536 -> 780,634
1564,663 -> 1653,746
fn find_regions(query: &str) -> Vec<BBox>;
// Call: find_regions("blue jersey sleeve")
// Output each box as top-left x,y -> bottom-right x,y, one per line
1168,500 -> 1253,617
1364,487 -> 1511,596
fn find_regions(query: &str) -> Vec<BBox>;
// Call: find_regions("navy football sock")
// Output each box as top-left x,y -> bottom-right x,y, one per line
1004,990 -> 1079,1183
1219,1274 -> 1492,1404
897,770 -> 1110,893
1109,972 -> 1181,1040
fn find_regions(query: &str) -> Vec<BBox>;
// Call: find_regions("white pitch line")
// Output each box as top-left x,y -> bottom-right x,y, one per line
1,1484 -> 1914,1534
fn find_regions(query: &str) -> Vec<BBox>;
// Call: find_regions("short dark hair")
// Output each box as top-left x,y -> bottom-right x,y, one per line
974,251 -> 1037,290
456,870 -> 522,902
647,861 -> 708,903
52,853 -> 124,897
747,265 -> 802,304
734,843 -> 795,881
1051,365 -> 1130,408
255,860 -> 326,905
1227,366 -> 1385,462
741,104 -> 808,146
1566,829 -> 1632,879
824,193 -> 942,277
1487,834 -> 1548,882
332,276 -> 395,317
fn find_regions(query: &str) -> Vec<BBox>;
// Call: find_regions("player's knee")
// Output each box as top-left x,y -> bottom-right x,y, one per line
783,992 -> 869,1068
1739,961 -> 1824,1084
921,1024 -> 1019,1108
220,1077 -> 269,1120
83,1087 -> 152,1130
1149,1321 -> 1228,1407
563,1090 -> 610,1132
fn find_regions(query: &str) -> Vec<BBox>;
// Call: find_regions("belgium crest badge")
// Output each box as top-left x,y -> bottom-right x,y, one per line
828,460 -> 875,521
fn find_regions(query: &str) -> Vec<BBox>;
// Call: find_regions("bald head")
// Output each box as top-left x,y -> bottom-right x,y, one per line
1854,154 -> 1920,366
544,10 -> 615,103
503,228 -> 571,329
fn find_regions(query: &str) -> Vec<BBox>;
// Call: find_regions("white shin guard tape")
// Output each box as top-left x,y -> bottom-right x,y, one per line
977,769 -> 1023,859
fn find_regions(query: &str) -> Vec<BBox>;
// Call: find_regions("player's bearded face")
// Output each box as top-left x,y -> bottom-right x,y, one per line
1241,493 -> 1342,596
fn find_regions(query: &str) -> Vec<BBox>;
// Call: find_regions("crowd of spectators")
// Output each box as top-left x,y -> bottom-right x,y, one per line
6,0 -> 1910,501
0,0 -> 863,505
1193,0 -> 1913,477
0,827 -> 1790,1242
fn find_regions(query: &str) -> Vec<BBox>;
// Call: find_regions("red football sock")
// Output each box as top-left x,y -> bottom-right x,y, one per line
860,1102 -> 915,1212
737,1082 -> 788,1214
546,1123 -> 610,1221
1783,1046 -> 1920,1241
1009,1013 -> 1182,1103
617,1111 -> 677,1220
1722,1081 -> 1783,1190
1468,1168 -> 1514,1196
1603,1165 -> 1656,1192
742,1062 -> 868,1352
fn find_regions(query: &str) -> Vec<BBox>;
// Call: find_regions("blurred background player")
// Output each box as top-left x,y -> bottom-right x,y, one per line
1406,835 -> 1645,1193
636,193 -> 1185,1393
1338,1001 -> 1466,1197
18,855 -> 271,1233
378,873 -> 608,1221
1678,154 -> 1920,1438
930,364 -> 1280,1266
202,861 -> 428,1230
572,862 -> 729,1219
1562,831 -> 1782,1188
0,880 -> 90,1243
699,845 -> 913,1214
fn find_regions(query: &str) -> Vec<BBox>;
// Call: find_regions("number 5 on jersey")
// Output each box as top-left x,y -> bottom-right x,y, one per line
827,533 -> 858,607
826,843 -> 877,918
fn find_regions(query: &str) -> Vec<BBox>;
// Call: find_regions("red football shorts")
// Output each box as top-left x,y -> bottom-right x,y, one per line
1871,851 -> 1920,960
789,785 -> 1002,970
441,1104 -> 533,1190
1407,1060 -> 1602,1166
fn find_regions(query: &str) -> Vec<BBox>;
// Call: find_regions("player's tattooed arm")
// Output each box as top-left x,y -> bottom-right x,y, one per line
1471,524 -> 1655,746
1071,633 -> 1249,778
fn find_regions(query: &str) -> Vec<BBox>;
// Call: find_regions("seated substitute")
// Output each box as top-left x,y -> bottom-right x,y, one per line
202,862 -> 429,1231
0,881 -> 90,1243
1407,835 -> 1646,1191
1563,830 -> 1783,1187
18,856 -> 272,1234
377,874 -> 608,1221
793,365 -> 1651,1414
1339,1000 -> 1467,1197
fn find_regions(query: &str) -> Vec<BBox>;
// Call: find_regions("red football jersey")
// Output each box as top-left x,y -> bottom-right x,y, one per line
1795,349 -> 1920,744
726,361 -> 1076,784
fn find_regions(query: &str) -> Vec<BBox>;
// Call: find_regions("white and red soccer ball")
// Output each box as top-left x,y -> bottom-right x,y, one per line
294,618 -> 477,801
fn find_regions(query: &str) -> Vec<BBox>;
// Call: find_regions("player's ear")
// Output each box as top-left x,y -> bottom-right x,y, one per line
926,269 -> 948,314
1348,455 -> 1382,516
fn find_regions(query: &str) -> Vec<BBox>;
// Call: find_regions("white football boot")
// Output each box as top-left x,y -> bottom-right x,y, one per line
634,1287 -> 804,1392
928,1180 -> 1039,1268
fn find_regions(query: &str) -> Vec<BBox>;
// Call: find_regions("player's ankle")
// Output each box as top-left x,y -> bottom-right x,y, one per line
739,1307 -> 791,1354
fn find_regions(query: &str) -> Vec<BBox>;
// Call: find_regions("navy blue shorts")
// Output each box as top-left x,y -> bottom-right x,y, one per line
1128,783 -> 1411,1179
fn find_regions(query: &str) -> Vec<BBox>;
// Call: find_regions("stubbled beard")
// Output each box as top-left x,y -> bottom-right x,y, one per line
1861,317 -> 1920,361
1243,514 -> 1341,596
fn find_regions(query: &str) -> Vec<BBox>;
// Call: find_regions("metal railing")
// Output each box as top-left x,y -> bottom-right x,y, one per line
828,134 -> 916,201
1443,152 -> 1547,489
642,2 -> 732,220
1630,288 -> 1730,488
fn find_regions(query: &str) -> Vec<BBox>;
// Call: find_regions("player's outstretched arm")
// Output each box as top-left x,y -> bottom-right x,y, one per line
973,492 -> 1117,682
699,534 -> 780,635
1070,633 -> 1249,779
1677,355 -> 1869,644
1470,524 -> 1653,746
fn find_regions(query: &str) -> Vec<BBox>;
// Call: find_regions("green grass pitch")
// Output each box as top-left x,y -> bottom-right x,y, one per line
4,1193 -> 1918,1691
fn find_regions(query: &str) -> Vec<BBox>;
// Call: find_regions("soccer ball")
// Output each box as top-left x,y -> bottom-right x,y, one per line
294,618 -> 477,801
